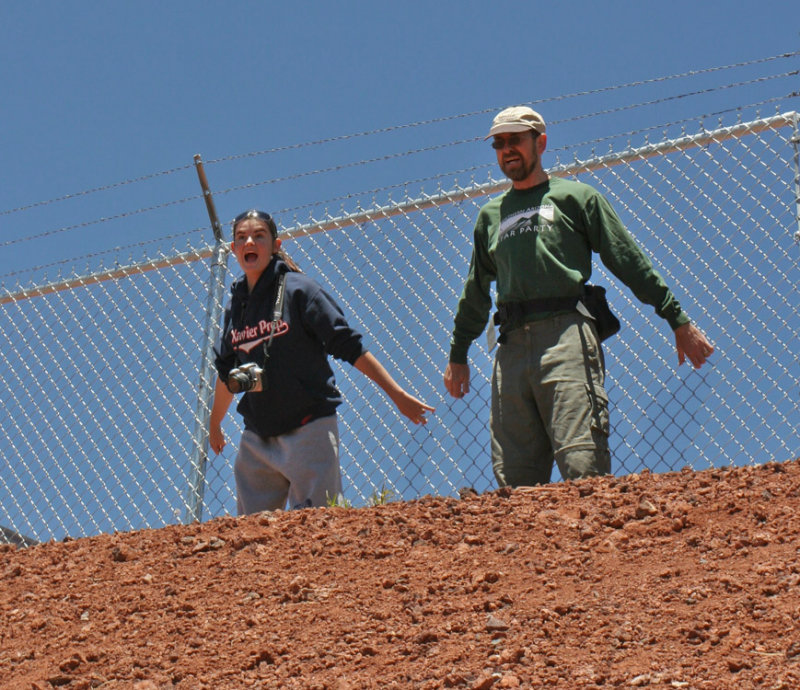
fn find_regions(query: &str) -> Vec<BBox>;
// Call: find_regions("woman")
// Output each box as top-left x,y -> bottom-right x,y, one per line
210,209 -> 434,514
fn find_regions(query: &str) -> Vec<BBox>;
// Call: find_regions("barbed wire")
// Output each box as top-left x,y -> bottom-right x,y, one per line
0,163 -> 196,218
202,51 -> 800,165
0,164 -> 493,281
1,51 -> 796,219
6,89 -> 797,283
0,227 -> 209,283
275,90 -> 800,219
213,138 -> 471,202
549,91 -> 800,157
205,71 -> 799,201
0,193 -> 203,251
553,70 -> 798,128
272,165 -> 492,216
215,91 -> 800,222
2,79 -> 797,261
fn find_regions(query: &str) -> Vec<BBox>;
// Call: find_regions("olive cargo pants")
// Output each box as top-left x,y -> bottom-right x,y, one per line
490,312 -> 611,486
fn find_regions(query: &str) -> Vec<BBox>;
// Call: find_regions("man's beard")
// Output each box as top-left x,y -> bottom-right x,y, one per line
501,151 -> 538,182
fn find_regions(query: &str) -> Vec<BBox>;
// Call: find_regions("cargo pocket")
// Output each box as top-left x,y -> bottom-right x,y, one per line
586,382 -> 611,475
586,383 -> 610,437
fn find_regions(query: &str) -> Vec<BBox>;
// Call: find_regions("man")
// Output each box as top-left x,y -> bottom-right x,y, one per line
443,106 -> 714,487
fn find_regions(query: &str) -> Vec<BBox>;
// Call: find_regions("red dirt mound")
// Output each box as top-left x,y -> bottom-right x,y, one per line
2,460 -> 800,689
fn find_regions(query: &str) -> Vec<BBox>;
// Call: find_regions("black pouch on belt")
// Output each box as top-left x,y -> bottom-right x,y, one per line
580,284 -> 620,341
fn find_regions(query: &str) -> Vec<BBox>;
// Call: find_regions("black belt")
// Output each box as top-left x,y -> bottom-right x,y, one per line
494,296 -> 579,326
493,284 -> 620,342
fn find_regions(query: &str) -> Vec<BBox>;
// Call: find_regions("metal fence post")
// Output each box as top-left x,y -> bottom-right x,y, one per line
790,112 -> 800,244
184,155 -> 229,523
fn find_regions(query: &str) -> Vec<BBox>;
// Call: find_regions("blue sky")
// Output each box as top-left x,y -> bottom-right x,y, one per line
1,1 -> 798,281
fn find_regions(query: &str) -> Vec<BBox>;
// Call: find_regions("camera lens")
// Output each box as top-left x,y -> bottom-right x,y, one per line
226,363 -> 263,394
226,370 -> 250,394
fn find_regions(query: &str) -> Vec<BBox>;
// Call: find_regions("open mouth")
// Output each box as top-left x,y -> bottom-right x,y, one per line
243,251 -> 259,264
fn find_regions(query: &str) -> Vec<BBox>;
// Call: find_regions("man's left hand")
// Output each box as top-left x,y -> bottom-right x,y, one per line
675,323 -> 714,369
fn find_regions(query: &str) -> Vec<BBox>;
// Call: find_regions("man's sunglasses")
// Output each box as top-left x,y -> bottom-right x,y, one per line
490,132 -> 538,150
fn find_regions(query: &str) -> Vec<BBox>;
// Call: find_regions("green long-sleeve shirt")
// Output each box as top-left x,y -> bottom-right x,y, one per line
449,177 -> 690,363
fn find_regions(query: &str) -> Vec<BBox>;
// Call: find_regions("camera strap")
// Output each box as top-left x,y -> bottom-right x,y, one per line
262,271 -> 287,358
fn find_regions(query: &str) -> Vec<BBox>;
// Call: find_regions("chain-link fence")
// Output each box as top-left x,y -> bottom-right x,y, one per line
1,112 -> 798,544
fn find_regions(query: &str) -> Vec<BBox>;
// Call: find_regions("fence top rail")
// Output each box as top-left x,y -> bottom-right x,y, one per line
2,111 -> 796,306
0,246 -> 218,305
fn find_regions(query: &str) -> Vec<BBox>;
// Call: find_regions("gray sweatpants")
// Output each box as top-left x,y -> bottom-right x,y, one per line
234,415 -> 341,515
490,312 -> 611,487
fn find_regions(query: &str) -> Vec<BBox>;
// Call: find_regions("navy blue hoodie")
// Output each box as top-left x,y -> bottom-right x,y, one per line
214,257 -> 366,439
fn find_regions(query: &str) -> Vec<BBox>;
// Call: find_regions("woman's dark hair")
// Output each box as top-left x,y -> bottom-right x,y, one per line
232,209 -> 301,272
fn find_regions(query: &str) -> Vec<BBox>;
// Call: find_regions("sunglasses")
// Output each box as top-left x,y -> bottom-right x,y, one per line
232,209 -> 277,237
490,132 -> 537,150
233,209 -> 272,226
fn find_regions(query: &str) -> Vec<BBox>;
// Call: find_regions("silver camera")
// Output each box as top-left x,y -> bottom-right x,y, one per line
226,362 -> 264,394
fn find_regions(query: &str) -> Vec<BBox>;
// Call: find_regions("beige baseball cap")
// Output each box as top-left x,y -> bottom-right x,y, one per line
485,106 -> 546,139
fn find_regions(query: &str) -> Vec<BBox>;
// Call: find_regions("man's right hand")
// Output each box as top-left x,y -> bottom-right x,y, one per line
444,362 -> 471,399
